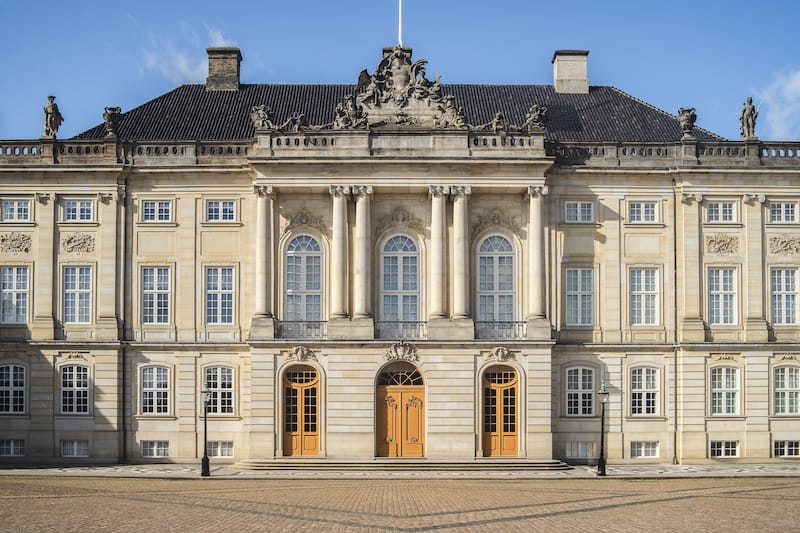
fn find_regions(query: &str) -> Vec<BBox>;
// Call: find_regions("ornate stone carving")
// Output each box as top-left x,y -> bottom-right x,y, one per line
250,105 -> 276,131
117,185 -> 127,204
473,209 -> 523,237
769,235 -> 800,255
35,192 -> 52,204
743,193 -> 765,204
429,185 -> 448,198
43,95 -> 64,137
351,185 -> 373,198
59,351 -> 92,362
678,107 -> 696,139
681,192 -> 702,204
329,185 -> 351,198
282,208 -> 328,237
450,185 -> 471,199
333,95 -> 368,130
376,207 -> 425,236
0,232 -> 32,254
254,185 -> 273,197
776,353 -> 799,361
385,341 -> 419,362
476,112 -> 509,134
61,233 -> 95,254
97,192 -> 113,204
527,185 -> 548,198
522,104 -> 548,132
406,396 -> 422,410
711,352 -> 741,362
432,95 -> 468,130
487,346 -> 513,362
287,345 -> 316,362
102,106 -> 122,138
705,234 -> 738,254
740,96 -> 758,140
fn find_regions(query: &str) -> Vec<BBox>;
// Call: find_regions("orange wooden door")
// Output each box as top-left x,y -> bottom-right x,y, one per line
283,366 -> 319,456
377,386 -> 425,457
483,366 -> 518,457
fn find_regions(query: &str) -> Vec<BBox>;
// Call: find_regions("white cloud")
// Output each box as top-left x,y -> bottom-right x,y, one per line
755,68 -> 800,141
139,27 -> 236,85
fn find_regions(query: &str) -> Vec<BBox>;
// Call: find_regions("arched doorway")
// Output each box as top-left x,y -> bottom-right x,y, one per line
482,365 -> 518,457
376,362 -> 424,457
283,365 -> 319,456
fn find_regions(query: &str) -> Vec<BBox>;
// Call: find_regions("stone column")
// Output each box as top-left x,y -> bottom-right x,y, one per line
250,185 -> 274,339
678,193 -> 705,341
429,186 -> 448,320
526,185 -> 551,339
744,193 -> 768,341
330,186 -> 350,320
451,186 -> 471,319
352,186 -> 373,319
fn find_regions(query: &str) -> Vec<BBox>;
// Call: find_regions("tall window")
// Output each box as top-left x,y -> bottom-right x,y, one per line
630,367 -> 658,415
770,202 -> 797,223
706,201 -> 734,222
477,235 -> 514,322
141,366 -> 169,414
61,365 -> 89,414
708,268 -> 736,325
566,367 -> 594,416
566,268 -> 593,326
206,267 -> 234,324
771,269 -> 797,325
205,366 -> 234,414
142,267 -> 170,324
628,201 -> 657,223
1,266 -> 28,324
774,366 -> 799,415
141,200 -> 171,222
285,235 -> 322,326
630,268 -> 658,325
380,235 -> 419,332
564,201 -> 594,223
63,266 -> 91,323
710,367 -> 739,415
0,364 -> 25,414
206,200 -> 235,221
1,199 -> 30,222
63,200 -> 93,222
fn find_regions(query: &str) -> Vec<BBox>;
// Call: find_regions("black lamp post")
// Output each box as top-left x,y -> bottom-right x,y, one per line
200,382 -> 210,477
597,381 -> 609,476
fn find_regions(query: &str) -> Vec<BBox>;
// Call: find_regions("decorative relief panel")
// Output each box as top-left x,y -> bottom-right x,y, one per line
710,352 -> 742,363
473,209 -> 522,237
376,207 -> 426,236
774,353 -> 799,361
384,341 -> 419,363
0,232 -> 32,254
705,234 -> 738,254
286,346 -> 317,362
61,232 -> 95,253
769,234 -> 800,255
485,346 -> 514,362
282,208 -> 328,237
57,351 -> 93,363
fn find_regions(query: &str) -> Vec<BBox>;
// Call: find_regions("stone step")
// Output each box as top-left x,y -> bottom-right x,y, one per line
235,459 -> 573,471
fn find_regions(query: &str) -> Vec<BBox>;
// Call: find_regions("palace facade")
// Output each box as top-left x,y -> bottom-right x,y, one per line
1,44 -> 799,466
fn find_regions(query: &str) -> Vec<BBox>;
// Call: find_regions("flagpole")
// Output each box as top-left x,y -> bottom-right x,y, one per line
398,0 -> 403,47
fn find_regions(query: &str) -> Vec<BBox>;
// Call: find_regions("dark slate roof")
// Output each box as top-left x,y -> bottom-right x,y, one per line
74,84 -> 724,142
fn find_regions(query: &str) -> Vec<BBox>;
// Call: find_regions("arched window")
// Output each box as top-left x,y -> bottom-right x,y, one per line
60,364 -> 89,414
284,235 -> 323,338
379,235 -> 419,338
0,364 -> 25,414
476,235 -> 515,338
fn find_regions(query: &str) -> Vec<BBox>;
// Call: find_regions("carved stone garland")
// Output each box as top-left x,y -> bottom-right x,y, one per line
384,341 -> 419,363
0,232 -> 32,254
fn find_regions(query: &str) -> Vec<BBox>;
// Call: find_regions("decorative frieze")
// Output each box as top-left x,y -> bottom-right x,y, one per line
473,208 -> 522,237
57,351 -> 93,362
0,232 -> 32,254
282,208 -> 328,237
705,234 -> 738,254
769,234 -> 800,255
775,353 -> 799,361
61,232 -> 95,254
385,341 -> 419,363
376,207 -> 426,236
286,345 -> 317,362
710,352 -> 742,363
486,346 -> 513,362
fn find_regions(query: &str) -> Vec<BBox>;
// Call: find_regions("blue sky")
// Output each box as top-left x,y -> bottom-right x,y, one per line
1,0 -> 799,141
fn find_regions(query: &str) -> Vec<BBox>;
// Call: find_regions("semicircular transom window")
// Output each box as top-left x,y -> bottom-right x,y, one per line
285,365 -> 318,385
484,365 -> 517,385
384,235 -> 417,253
287,234 -> 321,253
378,362 -> 424,385
479,235 -> 513,253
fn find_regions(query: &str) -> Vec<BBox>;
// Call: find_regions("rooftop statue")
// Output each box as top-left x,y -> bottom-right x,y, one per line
522,104 -> 548,132
433,96 -> 468,130
102,106 -> 122,138
677,107 -> 697,139
250,105 -> 276,131
740,96 -> 758,139
43,95 -> 64,137
333,95 -> 368,130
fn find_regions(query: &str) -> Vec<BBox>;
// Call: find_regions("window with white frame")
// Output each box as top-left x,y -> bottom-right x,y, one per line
710,440 -> 738,458
630,268 -> 658,325
565,441 -> 596,459
206,200 -> 235,222
208,441 -> 234,457
141,366 -> 169,414
710,366 -> 739,415
770,202 -> 797,223
141,440 -> 169,457
1,266 -> 29,324
204,366 -> 234,414
61,440 -> 89,457
774,440 -> 800,457
63,266 -> 91,323
708,268 -> 736,325
774,366 -> 799,415
477,235 -> 515,330
566,268 -> 593,326
141,200 -> 171,222
0,439 -> 24,456
285,235 -> 322,327
0,364 -> 25,414
60,364 -> 89,414
706,201 -> 735,223
564,201 -> 594,223
142,267 -> 170,324
631,367 -> 658,415
631,441 -> 659,458
380,235 -> 419,327
628,201 -> 658,223
566,367 -> 594,416
63,200 -> 93,222
771,268 -> 798,325
1,199 -> 30,222
206,267 -> 234,324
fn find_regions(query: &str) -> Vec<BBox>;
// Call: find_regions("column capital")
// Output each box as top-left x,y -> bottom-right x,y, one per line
450,185 -> 472,199
681,192 -> 702,204
115,185 -> 127,203
527,185 -> 549,198
743,192 -> 765,204
429,185 -> 449,198
351,185 -> 373,197
330,185 -> 351,198
254,185 -> 274,197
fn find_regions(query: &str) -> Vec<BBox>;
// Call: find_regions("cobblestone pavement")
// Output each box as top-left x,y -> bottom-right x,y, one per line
1,475 -> 798,531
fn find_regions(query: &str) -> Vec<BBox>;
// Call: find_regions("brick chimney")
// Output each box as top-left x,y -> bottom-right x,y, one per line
206,47 -> 242,91
552,50 -> 589,94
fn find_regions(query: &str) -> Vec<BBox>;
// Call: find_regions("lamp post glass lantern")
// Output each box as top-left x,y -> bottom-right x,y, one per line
597,381 -> 609,476
201,382 -> 210,477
